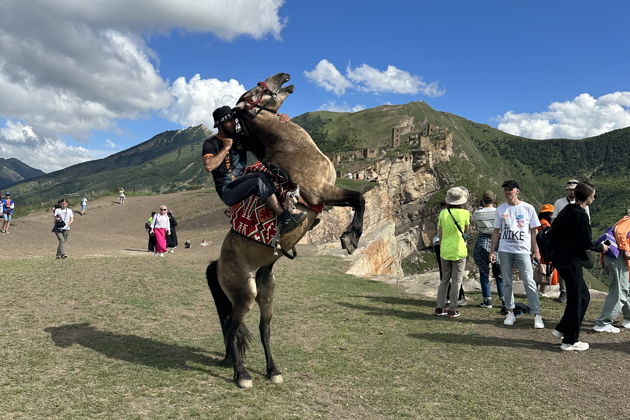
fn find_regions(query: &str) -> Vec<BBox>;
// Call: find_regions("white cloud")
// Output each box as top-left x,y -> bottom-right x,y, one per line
0,121 -> 96,172
105,139 -> 117,149
164,75 -> 246,128
304,59 -> 353,95
347,64 -> 445,97
497,92 -> 630,139
0,1 -> 285,141
318,101 -> 366,113
305,59 -> 445,97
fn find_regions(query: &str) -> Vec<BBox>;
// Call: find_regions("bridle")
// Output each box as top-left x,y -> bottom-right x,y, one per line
242,81 -> 279,115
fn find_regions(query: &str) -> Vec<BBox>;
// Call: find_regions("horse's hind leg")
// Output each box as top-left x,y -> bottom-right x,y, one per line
255,263 -> 283,384
219,263 -> 257,389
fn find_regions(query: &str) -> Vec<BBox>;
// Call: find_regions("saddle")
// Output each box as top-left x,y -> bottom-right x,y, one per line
229,162 -> 299,249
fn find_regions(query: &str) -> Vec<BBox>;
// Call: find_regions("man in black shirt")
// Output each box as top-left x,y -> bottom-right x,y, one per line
202,106 -> 306,235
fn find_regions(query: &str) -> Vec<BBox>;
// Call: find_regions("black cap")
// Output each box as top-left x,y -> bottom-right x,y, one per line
212,106 -> 234,128
501,180 -> 520,190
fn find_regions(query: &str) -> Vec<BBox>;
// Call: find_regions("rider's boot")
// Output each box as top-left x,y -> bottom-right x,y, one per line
277,210 -> 307,235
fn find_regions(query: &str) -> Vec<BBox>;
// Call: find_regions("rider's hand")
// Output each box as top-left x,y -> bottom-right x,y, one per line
489,252 -> 497,263
278,113 -> 290,123
221,137 -> 233,150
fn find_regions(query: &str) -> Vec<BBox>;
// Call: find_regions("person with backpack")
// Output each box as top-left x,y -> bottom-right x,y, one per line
472,190 -> 505,309
534,204 -> 557,297
550,181 -> 609,351
489,180 -> 544,329
434,187 -> 470,318
592,212 -> 630,333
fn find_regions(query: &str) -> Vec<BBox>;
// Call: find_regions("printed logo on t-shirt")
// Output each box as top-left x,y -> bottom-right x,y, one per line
516,214 -> 525,229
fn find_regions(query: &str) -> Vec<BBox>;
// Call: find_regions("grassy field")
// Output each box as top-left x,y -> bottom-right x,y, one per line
1,253 -> 629,419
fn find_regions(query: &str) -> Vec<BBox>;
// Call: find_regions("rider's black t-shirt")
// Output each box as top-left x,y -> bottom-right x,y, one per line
202,135 -> 248,197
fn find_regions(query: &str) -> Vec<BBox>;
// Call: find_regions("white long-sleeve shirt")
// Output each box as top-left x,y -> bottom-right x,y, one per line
151,213 -> 170,230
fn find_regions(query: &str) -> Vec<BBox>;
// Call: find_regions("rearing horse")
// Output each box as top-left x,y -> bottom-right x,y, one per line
206,73 -> 365,388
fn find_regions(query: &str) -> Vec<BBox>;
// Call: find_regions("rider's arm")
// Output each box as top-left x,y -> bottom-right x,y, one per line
202,137 -> 232,172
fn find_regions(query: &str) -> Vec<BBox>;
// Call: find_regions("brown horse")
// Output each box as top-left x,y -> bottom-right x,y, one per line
206,73 -> 365,388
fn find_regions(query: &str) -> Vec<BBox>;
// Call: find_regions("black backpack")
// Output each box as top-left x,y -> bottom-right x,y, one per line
536,225 -> 554,262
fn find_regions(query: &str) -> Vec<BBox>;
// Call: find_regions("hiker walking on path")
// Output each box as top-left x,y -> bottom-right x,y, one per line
1,192 -> 14,233
150,205 -> 170,256
550,181 -> 608,350
592,212 -> 630,334
551,179 -> 589,303
53,198 -> 74,259
80,196 -> 88,215
435,187 -> 470,318
472,190 -> 505,309
490,180 -> 544,329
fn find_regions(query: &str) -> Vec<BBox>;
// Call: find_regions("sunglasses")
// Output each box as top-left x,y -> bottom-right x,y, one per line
160,208 -> 167,211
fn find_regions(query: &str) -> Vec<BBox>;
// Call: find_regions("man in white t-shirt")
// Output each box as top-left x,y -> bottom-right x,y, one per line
551,179 -> 589,303
490,180 -> 544,329
53,198 -> 74,259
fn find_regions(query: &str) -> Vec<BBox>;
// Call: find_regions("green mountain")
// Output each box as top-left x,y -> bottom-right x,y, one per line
293,102 -> 629,230
6,125 -> 213,211
0,158 -> 45,189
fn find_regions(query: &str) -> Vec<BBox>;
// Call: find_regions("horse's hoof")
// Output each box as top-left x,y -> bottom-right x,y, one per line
237,378 -> 253,389
340,234 -> 356,254
269,374 -> 283,384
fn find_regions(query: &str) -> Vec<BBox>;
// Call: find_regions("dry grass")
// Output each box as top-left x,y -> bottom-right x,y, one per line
1,250 -> 629,419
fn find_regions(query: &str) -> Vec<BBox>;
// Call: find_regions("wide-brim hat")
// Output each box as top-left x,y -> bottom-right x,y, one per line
565,179 -> 579,190
445,186 -> 469,206
212,106 -> 234,128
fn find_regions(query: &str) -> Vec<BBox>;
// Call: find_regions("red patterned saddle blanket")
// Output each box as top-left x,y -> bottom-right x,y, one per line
229,162 -> 293,247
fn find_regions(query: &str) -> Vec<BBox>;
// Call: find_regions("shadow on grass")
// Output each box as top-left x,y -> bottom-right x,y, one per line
44,323 -> 228,375
349,295 -> 435,308
409,332 -> 559,352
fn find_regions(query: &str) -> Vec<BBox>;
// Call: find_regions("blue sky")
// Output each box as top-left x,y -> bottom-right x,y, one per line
0,0 -> 628,172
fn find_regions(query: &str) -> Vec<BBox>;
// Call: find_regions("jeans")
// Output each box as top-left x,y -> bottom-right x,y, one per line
498,251 -> 540,315
219,172 -> 277,206
479,263 -> 505,301
595,255 -> 630,326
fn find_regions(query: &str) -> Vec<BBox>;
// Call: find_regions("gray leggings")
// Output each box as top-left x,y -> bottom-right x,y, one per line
55,230 -> 70,257
219,172 -> 277,206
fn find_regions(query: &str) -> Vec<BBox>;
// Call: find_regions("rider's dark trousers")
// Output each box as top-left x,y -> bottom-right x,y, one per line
219,172 -> 278,206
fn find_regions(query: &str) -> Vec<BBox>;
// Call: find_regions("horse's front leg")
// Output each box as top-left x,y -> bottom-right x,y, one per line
256,263 -> 283,384
319,185 -> 365,254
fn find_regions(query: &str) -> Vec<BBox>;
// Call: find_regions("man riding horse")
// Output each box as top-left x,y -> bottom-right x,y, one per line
202,105 -> 306,234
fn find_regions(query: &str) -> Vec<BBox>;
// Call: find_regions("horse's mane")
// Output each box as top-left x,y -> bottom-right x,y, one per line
234,108 -> 265,159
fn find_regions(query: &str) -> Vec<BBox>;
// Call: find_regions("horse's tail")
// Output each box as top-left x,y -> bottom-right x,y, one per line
206,261 -> 252,360
206,261 -> 231,339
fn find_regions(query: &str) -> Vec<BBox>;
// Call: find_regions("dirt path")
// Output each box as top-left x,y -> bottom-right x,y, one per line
0,189 -> 230,260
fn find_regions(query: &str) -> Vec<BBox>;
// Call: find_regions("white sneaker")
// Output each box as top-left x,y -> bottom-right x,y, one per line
534,315 -> 545,329
504,312 -> 516,326
160,253 -> 165,257
593,324 -> 620,333
621,320 -> 630,329
560,341 -> 589,351
551,329 -> 564,339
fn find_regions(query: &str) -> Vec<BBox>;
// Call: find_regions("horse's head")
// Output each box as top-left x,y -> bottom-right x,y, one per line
235,73 -> 294,116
